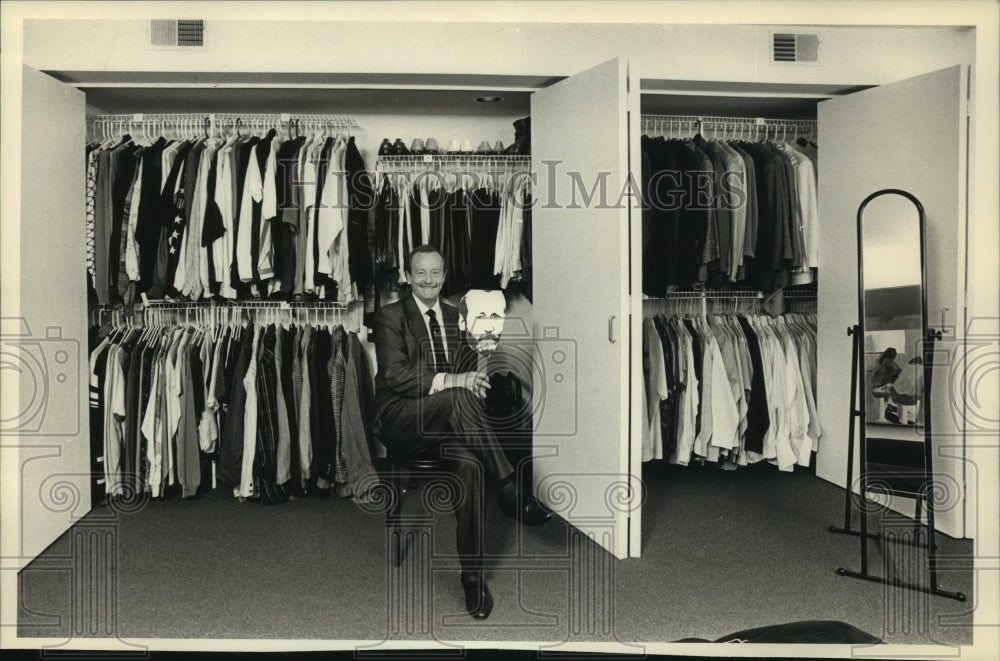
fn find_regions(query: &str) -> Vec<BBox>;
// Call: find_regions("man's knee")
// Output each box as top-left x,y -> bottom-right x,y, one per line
448,388 -> 489,433
415,390 -> 455,435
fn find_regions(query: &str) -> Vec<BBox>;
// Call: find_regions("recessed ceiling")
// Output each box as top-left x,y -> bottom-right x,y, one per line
641,94 -> 821,120
81,86 -> 533,116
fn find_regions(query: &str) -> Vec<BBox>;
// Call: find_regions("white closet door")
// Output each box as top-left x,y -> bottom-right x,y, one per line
531,58 -> 636,559
816,65 -> 969,537
8,65 -> 90,569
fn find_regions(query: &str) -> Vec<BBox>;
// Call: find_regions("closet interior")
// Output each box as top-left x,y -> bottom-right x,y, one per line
81,98 -> 536,516
637,109 -> 821,478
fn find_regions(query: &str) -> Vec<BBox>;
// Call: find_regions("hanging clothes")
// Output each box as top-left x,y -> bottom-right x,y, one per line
640,130 -> 818,296
86,120 -> 370,306
642,307 -> 819,471
88,311 -> 380,506
372,158 -> 532,300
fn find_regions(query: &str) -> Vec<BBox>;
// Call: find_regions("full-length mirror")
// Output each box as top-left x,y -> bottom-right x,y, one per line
860,192 -> 926,428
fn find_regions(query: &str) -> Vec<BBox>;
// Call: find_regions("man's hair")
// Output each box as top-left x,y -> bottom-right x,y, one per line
405,244 -> 445,273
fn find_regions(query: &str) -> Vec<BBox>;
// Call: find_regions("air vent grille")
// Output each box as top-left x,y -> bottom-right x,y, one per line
773,33 -> 797,62
150,19 -> 205,47
772,32 -> 819,63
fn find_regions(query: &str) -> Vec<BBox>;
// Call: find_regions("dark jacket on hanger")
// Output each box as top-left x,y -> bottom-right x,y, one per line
345,136 -> 374,291
134,137 -> 168,290
217,326 -> 255,488
468,188 -> 502,290
737,315 -> 770,454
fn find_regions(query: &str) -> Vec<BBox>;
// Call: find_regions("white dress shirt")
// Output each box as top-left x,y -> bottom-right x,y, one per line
412,296 -> 450,393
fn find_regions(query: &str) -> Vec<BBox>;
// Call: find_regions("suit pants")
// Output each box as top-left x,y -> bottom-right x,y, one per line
378,387 -> 515,573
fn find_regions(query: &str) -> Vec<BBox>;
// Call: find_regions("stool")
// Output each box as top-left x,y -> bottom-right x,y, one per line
384,446 -> 450,567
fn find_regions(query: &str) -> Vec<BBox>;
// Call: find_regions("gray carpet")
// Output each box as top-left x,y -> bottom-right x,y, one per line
18,462 -> 974,646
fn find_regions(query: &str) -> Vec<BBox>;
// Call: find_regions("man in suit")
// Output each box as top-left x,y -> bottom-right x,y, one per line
372,244 -> 550,620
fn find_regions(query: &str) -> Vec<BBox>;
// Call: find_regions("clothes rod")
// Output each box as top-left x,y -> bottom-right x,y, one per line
640,114 -> 816,129
645,291 -> 765,299
377,155 -> 531,163
88,113 -> 361,133
142,300 -> 350,309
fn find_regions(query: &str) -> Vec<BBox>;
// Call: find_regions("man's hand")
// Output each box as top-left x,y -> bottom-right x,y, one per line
450,371 -> 491,399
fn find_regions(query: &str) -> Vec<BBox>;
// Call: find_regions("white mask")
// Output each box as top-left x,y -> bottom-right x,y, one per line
459,289 -> 506,355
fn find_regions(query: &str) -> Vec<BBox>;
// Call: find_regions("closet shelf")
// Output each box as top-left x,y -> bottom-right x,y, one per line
88,112 -> 361,134
376,154 -> 530,164
641,114 -> 816,139
141,299 -> 352,310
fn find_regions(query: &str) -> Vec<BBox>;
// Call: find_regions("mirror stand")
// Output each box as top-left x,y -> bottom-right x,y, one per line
828,189 -> 965,602
830,325 -> 964,601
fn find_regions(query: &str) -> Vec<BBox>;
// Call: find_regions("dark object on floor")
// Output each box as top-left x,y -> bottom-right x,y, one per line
462,573 -> 494,619
497,475 -> 552,526
675,620 -> 881,644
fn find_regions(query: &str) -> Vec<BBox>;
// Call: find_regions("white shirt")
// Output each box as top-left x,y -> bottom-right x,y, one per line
412,296 -> 450,393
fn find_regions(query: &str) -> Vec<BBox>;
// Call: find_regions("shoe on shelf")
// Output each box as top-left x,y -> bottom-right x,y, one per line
476,140 -> 492,154
410,138 -> 426,154
377,138 -> 393,156
461,574 -> 494,620
425,138 -> 441,154
460,139 -> 474,153
446,139 -> 461,154
392,138 -> 409,155
493,140 -> 505,153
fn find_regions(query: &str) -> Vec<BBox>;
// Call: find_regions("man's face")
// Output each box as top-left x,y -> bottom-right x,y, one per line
461,289 -> 506,355
407,251 -> 445,307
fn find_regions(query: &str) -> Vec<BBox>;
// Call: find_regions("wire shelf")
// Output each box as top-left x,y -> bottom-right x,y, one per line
87,113 -> 361,139
640,114 -> 816,140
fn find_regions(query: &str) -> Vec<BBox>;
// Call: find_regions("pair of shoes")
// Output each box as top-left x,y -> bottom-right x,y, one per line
497,481 -> 553,526
461,574 -> 494,619
408,138 -> 442,154
378,138 -> 392,156
474,141 -> 507,155
391,138 -> 409,155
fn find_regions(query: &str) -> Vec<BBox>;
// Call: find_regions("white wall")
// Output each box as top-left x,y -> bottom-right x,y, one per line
23,19 -> 972,89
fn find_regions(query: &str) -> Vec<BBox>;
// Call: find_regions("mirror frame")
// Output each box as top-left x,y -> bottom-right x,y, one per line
856,188 -> 931,494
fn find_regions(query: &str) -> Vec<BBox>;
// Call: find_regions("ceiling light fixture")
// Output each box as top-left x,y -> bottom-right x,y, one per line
474,96 -> 503,103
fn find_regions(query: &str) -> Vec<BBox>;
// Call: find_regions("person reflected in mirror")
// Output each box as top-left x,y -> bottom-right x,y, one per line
871,347 -> 903,423
887,356 -> 924,425
872,347 -> 902,391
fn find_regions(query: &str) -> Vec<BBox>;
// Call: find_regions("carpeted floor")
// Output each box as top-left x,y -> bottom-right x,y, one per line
17,461 -> 974,646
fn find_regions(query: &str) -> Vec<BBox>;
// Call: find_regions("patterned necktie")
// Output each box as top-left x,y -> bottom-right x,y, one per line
426,309 -> 449,371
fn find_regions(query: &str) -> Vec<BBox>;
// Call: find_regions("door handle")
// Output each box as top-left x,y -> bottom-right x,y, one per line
609,315 -> 617,343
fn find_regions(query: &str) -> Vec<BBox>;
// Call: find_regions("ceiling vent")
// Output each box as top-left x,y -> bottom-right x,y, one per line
772,33 -> 819,63
150,19 -> 205,48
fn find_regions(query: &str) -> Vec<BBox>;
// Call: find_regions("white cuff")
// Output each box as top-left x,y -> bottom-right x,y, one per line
429,373 -> 447,394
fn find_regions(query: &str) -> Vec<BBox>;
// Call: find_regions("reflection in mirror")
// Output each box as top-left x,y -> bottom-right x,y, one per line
860,193 -> 924,427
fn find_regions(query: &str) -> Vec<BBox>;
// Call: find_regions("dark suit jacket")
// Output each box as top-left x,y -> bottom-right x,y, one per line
372,294 -> 478,423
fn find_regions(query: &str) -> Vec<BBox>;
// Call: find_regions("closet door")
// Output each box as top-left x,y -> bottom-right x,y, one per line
6,65 -> 90,569
531,58 -> 638,559
816,65 -> 969,537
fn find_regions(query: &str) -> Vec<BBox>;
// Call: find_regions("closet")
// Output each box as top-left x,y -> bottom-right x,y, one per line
528,58 -> 971,559
14,34 -> 976,572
